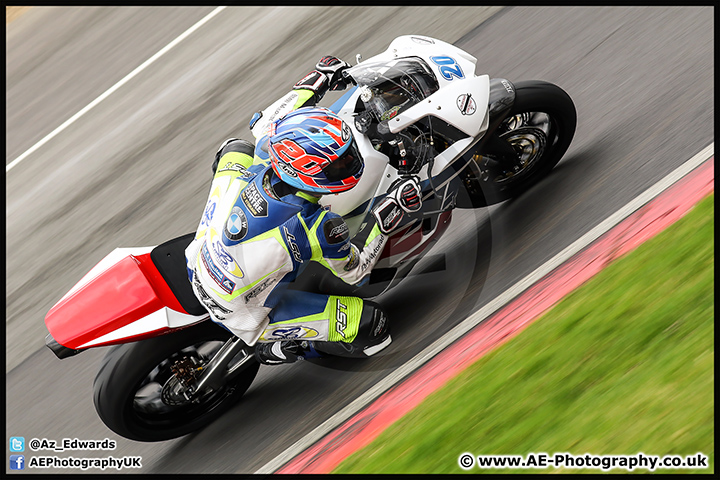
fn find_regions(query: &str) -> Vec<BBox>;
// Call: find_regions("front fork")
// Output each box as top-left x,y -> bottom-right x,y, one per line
473,78 -> 518,171
186,336 -> 256,401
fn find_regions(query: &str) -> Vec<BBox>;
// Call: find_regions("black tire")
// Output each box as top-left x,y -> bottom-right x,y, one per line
459,80 -> 577,207
93,321 -> 259,442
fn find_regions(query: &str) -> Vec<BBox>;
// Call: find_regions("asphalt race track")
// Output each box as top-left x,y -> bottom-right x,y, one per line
6,6 -> 713,474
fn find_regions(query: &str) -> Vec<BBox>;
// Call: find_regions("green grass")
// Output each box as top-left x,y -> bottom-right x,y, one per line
335,194 -> 714,474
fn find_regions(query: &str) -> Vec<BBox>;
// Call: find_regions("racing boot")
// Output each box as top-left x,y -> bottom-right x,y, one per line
254,340 -> 322,365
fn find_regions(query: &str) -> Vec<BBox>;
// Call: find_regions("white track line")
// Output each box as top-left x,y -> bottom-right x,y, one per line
255,142 -> 714,474
6,6 -> 227,173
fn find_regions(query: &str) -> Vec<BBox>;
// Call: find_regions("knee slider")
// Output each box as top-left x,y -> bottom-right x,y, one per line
212,138 -> 255,174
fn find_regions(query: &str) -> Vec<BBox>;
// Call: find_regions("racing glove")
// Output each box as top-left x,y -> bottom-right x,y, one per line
315,55 -> 352,91
395,177 -> 422,212
293,56 -> 351,100
371,177 -> 423,234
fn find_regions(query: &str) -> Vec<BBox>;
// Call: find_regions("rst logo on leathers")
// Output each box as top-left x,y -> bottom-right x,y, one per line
193,274 -> 231,321
243,277 -> 277,303
384,206 -> 402,229
323,216 -> 350,245
335,299 -> 348,338
456,93 -> 477,115
330,223 -> 349,239
241,182 -> 268,217
283,226 -> 303,263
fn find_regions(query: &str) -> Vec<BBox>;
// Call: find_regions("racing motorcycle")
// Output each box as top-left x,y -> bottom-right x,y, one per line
44,35 -> 576,442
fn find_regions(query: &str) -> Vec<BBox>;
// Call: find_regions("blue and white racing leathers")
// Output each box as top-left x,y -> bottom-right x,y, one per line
185,143 -> 387,348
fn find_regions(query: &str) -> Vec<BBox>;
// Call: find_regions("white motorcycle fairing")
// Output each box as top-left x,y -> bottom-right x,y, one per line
322,36 -> 491,231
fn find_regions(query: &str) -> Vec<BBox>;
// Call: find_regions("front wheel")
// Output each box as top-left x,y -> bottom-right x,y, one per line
93,321 -> 259,442
458,80 -> 577,207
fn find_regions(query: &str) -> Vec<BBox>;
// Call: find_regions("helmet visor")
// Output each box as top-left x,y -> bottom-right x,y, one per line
322,140 -> 364,182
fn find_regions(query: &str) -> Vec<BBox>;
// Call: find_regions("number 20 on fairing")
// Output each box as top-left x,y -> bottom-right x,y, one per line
430,55 -> 464,81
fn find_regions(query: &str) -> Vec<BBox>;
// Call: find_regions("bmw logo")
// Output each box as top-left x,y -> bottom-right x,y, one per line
224,206 -> 248,241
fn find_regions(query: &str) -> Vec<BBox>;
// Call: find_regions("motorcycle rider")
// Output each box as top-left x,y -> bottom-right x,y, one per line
185,56 -> 422,365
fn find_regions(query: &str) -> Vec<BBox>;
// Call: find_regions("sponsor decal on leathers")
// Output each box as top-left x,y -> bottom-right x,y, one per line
200,198 -> 216,229
263,326 -> 319,340
218,161 -> 254,178
241,182 -> 269,217
210,235 -> 244,278
343,244 -> 360,271
361,235 -> 386,272
201,241 -> 236,293
268,92 -> 299,125
224,206 -> 248,241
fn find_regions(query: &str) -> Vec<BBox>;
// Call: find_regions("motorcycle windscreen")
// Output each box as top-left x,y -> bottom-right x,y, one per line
45,251 -> 189,350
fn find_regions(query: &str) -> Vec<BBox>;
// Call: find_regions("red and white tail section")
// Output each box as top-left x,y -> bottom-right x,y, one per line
45,246 -> 207,353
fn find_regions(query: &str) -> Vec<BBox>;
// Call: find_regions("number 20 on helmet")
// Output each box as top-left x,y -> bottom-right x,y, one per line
268,107 -> 364,194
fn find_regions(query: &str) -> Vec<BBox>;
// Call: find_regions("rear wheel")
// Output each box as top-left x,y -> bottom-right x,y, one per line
93,321 -> 259,442
458,80 -> 577,207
